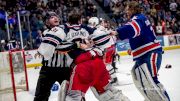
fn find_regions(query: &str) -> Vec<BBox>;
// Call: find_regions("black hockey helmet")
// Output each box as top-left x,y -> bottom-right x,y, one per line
44,11 -> 58,22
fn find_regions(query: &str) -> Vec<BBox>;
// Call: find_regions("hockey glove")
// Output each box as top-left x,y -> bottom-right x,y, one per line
74,48 -> 103,64
89,47 -> 104,57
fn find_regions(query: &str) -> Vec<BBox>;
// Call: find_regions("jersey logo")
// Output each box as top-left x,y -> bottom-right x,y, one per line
66,29 -> 89,42
51,27 -> 58,32
145,20 -> 150,26
70,31 -> 87,38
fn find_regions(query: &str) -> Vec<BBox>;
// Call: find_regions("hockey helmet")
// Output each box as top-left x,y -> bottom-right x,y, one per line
88,17 -> 99,27
44,11 -> 58,22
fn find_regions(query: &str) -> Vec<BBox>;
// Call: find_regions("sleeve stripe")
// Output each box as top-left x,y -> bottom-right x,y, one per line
127,22 -> 137,37
132,20 -> 140,35
95,38 -> 110,46
94,35 -> 110,45
129,20 -> 141,38
45,34 -> 62,43
43,37 -> 60,45
56,42 -> 77,51
92,34 -> 107,41
42,40 -> 57,47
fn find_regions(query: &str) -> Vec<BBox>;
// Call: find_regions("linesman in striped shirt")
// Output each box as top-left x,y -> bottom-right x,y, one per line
34,11 -> 76,101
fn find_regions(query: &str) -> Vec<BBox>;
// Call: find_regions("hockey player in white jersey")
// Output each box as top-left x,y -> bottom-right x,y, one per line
88,17 -> 119,85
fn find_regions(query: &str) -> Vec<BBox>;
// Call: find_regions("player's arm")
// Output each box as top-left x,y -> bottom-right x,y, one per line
56,41 -> 78,52
116,19 -> 143,40
88,30 -> 111,49
56,41 -> 85,53
37,27 -> 65,60
81,24 -> 96,34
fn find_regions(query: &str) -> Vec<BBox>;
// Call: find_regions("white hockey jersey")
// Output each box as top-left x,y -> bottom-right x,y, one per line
65,24 -> 90,42
38,26 -> 66,60
89,25 -> 115,50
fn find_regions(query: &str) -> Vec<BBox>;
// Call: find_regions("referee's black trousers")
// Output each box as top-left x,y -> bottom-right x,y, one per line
34,66 -> 71,101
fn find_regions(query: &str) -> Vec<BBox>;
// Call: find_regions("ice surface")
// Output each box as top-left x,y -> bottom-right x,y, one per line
17,49 -> 180,101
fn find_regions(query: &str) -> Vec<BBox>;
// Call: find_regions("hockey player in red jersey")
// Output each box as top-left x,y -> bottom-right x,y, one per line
58,12 -> 129,101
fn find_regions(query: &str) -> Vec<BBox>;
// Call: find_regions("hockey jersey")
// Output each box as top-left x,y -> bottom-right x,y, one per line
38,26 -> 66,60
89,25 -> 116,64
116,14 -> 162,60
56,24 -> 114,60
57,23 -> 95,59
89,25 -> 112,49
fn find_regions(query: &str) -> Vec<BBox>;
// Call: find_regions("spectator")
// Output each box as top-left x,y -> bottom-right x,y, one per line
143,0 -> 151,13
4,38 -> 20,51
165,11 -> 173,22
47,0 -> 58,10
169,35 -> 177,45
169,0 -> 178,17
161,20 -> 166,34
171,18 -> 179,34
36,15 -> 44,31
171,22 -> 179,34
156,22 -> 163,35
34,30 -> 43,48
30,13 -> 38,31
112,2 -> 122,24
166,21 -> 171,30
150,5 -> 157,17
0,26 -> 7,40
0,0 -> 179,50
0,40 -> 6,52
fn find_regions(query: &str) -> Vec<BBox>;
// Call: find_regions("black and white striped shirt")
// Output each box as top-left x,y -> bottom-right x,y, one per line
38,26 -> 74,68
42,52 -> 73,68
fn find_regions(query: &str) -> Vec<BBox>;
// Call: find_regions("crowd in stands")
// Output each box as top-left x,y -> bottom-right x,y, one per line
97,0 -> 179,35
0,0 -> 179,51
0,0 -> 97,51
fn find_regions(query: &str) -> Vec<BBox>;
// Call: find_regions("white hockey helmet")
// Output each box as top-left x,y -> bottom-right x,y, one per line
88,17 -> 99,27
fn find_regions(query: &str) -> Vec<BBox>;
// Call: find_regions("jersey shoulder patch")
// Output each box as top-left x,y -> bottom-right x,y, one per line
43,27 -> 66,41
53,27 -> 66,41
51,27 -> 59,32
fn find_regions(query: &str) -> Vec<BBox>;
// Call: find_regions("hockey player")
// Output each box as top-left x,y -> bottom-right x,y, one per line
58,13 -> 129,101
88,17 -> 119,85
34,11 -> 73,101
112,1 -> 170,101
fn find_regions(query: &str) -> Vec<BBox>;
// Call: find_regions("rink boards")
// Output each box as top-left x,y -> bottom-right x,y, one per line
22,34 -> 180,68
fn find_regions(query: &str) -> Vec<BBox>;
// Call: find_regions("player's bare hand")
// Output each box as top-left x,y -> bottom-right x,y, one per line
110,31 -> 118,36
79,43 -> 90,50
